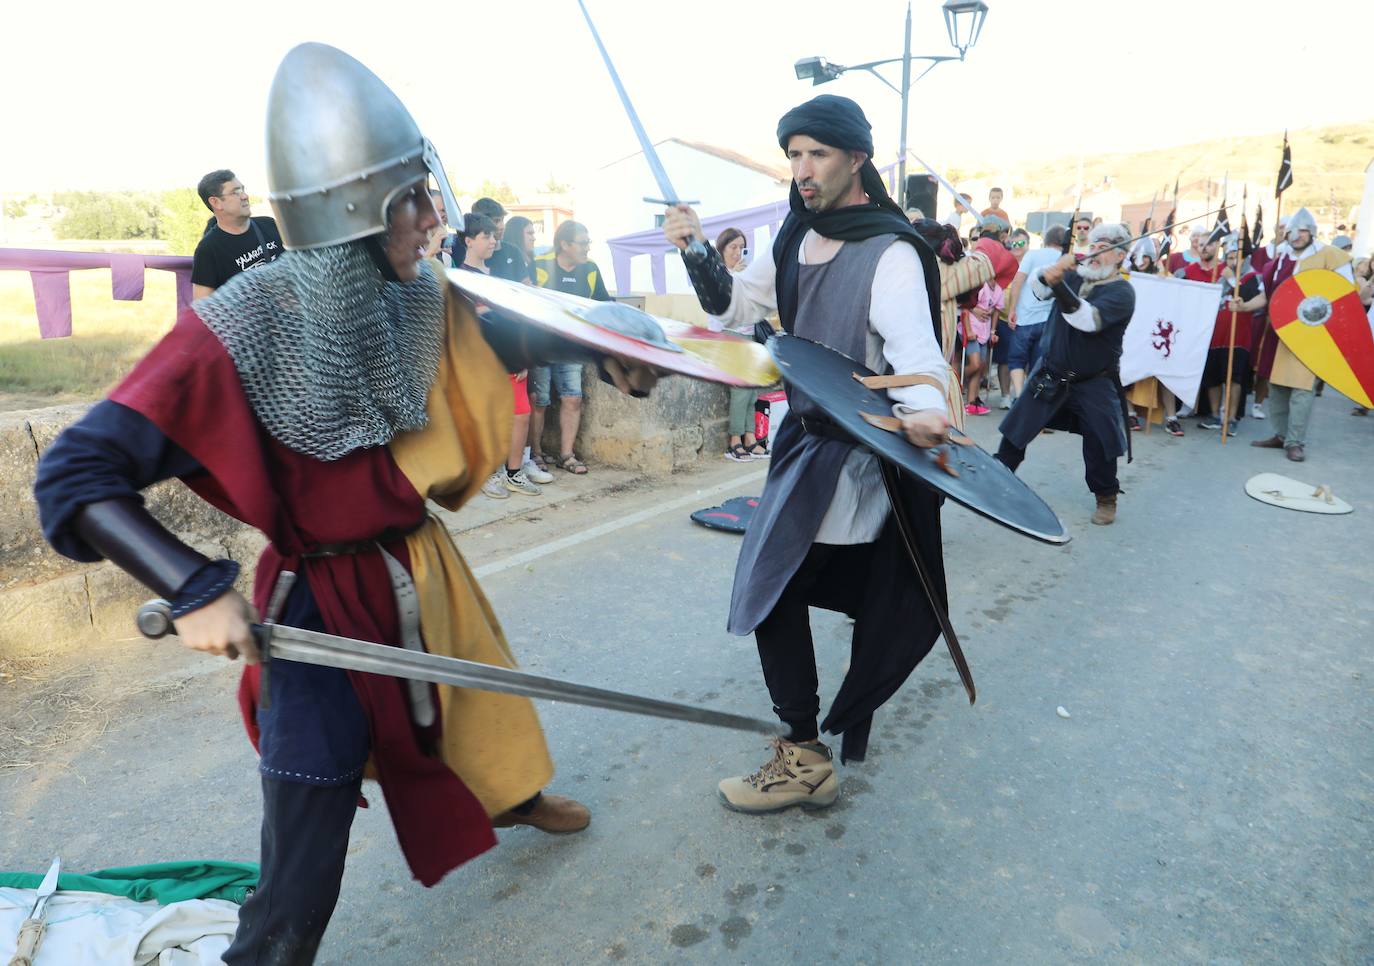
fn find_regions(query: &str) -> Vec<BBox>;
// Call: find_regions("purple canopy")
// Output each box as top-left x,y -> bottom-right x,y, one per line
606,162 -> 900,295
0,247 -> 193,339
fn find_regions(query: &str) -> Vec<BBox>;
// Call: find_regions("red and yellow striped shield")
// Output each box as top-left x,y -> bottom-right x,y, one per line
1269,269 -> 1374,408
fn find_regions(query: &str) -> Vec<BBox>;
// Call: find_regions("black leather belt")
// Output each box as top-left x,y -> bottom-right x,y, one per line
300,514 -> 429,559
797,414 -> 852,443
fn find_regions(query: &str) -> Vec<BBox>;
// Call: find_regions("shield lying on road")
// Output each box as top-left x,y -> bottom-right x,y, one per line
1244,473 -> 1352,515
1269,269 -> 1374,408
690,495 -> 759,533
448,269 -> 780,388
768,334 -> 1069,544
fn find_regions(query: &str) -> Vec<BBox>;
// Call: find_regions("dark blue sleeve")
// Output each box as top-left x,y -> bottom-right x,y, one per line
34,400 -> 204,562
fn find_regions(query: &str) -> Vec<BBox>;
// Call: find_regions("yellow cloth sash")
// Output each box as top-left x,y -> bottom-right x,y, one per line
388,271 -> 553,816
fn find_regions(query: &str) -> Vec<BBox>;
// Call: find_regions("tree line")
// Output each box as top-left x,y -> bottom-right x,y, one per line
51,189 -> 209,256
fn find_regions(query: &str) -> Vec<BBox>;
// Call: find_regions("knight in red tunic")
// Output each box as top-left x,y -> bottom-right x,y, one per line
33,43 -> 649,963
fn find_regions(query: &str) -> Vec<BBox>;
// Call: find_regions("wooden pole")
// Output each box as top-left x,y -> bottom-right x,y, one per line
1220,187 -> 1247,444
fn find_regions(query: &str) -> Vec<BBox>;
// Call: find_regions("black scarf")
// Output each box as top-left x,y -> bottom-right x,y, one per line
771,161 -> 942,348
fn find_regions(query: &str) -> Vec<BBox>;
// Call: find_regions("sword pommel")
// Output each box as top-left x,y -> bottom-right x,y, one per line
136,598 -> 175,639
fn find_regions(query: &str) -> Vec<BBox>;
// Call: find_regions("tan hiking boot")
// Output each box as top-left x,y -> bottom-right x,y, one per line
1091,492 -> 1117,526
717,738 -> 839,813
492,793 -> 591,834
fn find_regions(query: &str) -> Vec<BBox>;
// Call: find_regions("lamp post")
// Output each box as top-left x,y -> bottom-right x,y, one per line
794,0 -> 988,207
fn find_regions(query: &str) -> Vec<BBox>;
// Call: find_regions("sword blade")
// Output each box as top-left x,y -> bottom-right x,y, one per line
270,625 -> 775,735
576,0 -> 679,204
908,152 -> 986,227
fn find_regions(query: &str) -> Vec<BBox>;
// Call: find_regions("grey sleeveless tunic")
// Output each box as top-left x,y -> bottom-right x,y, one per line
727,233 -> 896,635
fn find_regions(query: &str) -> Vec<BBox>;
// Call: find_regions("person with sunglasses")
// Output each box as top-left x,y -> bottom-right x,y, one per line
191,170 -> 283,300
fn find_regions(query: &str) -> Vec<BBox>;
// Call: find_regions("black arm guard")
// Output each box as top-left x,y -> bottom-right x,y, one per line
73,498 -> 209,599
681,241 -> 734,316
1049,277 -> 1083,315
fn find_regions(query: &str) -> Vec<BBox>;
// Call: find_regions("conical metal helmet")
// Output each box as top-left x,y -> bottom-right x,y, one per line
265,43 -> 462,250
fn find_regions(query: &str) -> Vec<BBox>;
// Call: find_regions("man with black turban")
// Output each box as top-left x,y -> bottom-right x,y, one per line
663,94 -> 951,813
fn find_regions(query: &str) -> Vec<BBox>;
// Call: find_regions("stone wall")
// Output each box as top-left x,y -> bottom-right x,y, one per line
0,406 -> 262,660
543,294 -> 731,475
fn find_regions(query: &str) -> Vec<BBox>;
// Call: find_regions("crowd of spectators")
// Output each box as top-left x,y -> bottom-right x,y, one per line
190,171 -> 1367,484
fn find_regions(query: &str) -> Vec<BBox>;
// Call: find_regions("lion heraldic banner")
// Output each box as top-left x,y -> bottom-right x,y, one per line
1119,272 -> 1225,407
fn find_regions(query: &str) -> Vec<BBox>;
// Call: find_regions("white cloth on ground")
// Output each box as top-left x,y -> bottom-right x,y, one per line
0,887 -> 238,965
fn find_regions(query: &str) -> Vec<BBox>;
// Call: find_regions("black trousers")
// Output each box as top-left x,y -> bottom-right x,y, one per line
996,431 -> 1118,495
754,541 -> 876,743
222,775 -> 361,966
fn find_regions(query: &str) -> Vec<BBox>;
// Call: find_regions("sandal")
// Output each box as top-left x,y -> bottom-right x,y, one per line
558,453 -> 588,475
725,443 -> 751,462
530,452 -> 550,472
746,440 -> 770,459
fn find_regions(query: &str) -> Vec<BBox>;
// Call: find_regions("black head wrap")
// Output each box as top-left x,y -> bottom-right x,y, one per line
776,94 -> 875,157
770,95 -> 939,342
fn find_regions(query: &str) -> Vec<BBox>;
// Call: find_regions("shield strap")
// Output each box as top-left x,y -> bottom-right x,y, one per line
877,461 -> 976,704
852,372 -> 945,392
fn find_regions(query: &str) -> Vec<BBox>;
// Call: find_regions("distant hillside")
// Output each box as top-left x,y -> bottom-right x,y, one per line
959,120 -> 1372,222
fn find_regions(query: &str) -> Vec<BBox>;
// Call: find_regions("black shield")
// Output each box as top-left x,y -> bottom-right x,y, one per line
689,495 -> 760,533
768,334 -> 1069,545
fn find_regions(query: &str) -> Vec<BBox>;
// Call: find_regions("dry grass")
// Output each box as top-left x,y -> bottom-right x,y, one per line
0,269 -> 178,410
0,655 -> 190,771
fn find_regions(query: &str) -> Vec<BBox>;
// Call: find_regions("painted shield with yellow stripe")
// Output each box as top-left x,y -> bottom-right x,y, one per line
1269,269 -> 1374,408
448,268 -> 780,388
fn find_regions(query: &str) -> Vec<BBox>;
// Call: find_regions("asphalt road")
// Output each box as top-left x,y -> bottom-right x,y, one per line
2,391 -> 1371,964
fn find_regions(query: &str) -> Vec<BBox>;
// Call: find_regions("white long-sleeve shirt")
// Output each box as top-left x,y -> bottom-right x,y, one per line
712,229 -> 947,543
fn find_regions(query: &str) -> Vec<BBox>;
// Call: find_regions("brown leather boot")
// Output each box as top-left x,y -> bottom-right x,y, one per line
492,793 -> 591,834
1250,435 -> 1284,449
1091,492 -> 1117,526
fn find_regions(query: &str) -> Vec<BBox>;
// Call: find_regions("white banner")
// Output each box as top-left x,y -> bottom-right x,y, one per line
1119,272 -> 1223,407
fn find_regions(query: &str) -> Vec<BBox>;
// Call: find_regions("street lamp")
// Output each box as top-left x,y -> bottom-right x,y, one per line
942,0 -> 989,57
792,1 -> 989,206
794,56 -> 843,86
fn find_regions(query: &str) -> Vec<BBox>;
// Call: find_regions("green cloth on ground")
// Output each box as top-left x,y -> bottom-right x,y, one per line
0,861 -> 258,905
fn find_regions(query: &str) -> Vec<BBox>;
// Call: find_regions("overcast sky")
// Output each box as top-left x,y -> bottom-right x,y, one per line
3,0 -> 1366,197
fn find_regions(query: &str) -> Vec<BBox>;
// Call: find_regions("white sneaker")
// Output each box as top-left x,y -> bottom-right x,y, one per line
1178,404 -> 1194,418
521,459 -> 554,484
504,468 -> 542,496
999,394 -> 1012,410
1251,402 -> 1266,419
481,470 -> 509,500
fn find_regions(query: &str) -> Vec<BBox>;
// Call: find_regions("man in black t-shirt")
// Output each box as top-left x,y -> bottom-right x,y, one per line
191,169 -> 283,300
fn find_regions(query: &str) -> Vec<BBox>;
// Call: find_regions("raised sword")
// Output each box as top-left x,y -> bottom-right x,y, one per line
575,0 -> 709,258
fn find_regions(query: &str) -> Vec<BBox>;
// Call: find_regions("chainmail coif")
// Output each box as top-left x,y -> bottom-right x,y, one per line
195,243 -> 445,461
